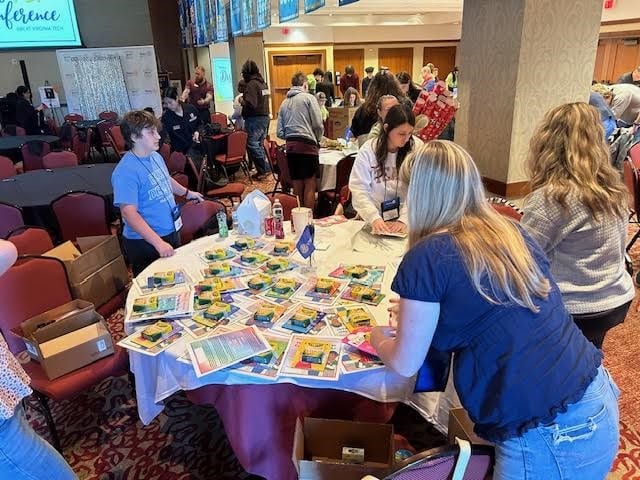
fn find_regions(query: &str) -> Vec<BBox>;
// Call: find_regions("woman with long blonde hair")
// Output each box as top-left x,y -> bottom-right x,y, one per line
371,140 -> 619,478
523,102 -> 634,349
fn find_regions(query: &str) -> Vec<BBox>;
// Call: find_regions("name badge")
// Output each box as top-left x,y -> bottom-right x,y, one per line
172,205 -> 183,231
172,125 -> 181,130
381,197 -> 400,222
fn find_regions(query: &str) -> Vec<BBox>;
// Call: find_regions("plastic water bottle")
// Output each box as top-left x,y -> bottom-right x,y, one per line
344,128 -> 353,143
231,202 -> 240,233
217,211 -> 228,238
272,199 -> 285,240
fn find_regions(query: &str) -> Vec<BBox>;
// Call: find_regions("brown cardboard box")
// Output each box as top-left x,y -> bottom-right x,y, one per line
326,107 -> 358,140
292,417 -> 394,480
45,235 -> 129,307
11,300 -> 115,380
447,408 -> 493,446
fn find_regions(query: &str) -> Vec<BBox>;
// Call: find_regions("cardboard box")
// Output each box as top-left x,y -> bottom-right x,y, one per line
447,408 -> 493,446
45,235 -> 129,307
11,300 -> 115,380
292,417 -> 394,480
326,107 -> 358,140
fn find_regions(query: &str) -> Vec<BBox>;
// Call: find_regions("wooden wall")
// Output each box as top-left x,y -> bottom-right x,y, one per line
594,36 -> 640,83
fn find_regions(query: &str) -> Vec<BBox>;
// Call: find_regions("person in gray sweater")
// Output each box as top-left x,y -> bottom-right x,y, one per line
277,71 -> 324,210
522,102 -> 635,349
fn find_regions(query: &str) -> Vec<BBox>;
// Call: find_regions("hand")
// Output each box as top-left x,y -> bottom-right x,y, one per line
186,190 -> 204,203
387,298 -> 400,327
387,221 -> 407,234
197,99 -> 205,105
192,131 -> 200,142
370,326 -> 396,351
371,218 -> 390,234
154,240 -> 175,258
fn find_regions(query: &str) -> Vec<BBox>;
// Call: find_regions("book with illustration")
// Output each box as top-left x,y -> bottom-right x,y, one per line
265,240 -> 295,257
232,250 -> 271,268
225,332 -> 289,379
340,344 -> 385,374
272,303 -> 329,335
241,300 -> 288,328
186,326 -> 272,377
340,284 -> 385,306
329,305 -> 378,336
229,237 -> 266,252
191,300 -> 251,328
279,335 -> 342,381
135,269 -> 191,295
202,261 -> 248,279
259,257 -> 301,275
197,247 -> 236,264
313,215 -> 348,227
126,290 -> 193,322
260,276 -> 304,303
118,320 -> 186,356
328,264 -> 385,289
292,276 -> 349,306
194,277 -> 248,295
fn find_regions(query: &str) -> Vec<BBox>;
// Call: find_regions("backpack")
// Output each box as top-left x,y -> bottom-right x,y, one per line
610,127 -> 639,170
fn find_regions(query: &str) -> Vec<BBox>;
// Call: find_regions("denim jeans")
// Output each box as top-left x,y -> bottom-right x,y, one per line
244,115 -> 271,174
0,406 -> 77,479
494,366 -> 619,479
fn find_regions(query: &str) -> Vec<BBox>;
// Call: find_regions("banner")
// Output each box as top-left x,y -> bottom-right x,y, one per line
257,0 -> 271,30
194,0 -> 209,46
338,0 -> 358,5
241,0 -> 257,34
178,0 -> 190,48
230,0 -> 242,37
212,58 -> 234,102
206,0 -> 216,43
215,0 -> 228,42
304,0 -> 325,14
279,0 -> 299,23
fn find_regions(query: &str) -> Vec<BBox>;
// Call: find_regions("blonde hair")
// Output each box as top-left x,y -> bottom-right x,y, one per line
591,83 -> 613,100
407,141 -> 550,312
527,102 -> 627,219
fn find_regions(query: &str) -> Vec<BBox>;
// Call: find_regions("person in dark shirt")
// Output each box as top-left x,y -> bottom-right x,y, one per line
316,71 -> 335,107
361,66 -> 374,97
161,87 -> 201,154
339,65 -> 360,96
371,140 -> 620,478
240,60 -> 271,178
395,71 -> 421,104
617,66 -> 640,87
14,86 -> 43,134
181,66 -> 214,124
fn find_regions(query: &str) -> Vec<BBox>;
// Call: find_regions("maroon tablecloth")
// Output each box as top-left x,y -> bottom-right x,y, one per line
186,383 -> 398,480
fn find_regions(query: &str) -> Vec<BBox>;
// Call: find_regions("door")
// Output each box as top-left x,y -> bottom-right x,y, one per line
378,48 -> 413,77
333,48 -> 365,94
611,40 -> 640,83
423,46 -> 457,81
269,53 -> 324,116
593,40 -> 610,83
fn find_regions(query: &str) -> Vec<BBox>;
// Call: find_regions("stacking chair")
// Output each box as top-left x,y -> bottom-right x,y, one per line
42,151 -> 78,169
72,130 -> 93,164
624,158 -> 640,252
318,153 -> 355,215
167,151 -> 187,174
179,200 -> 226,244
0,255 -> 128,451
96,120 -> 117,159
266,192 -> 298,221
274,143 -> 293,193
361,440 -> 494,480
159,143 -> 171,166
171,172 -> 189,190
50,191 -> 111,242
0,155 -> 17,179
211,112 -> 229,127
0,201 -> 24,237
214,130 -> 249,180
21,140 -> 51,171
487,197 -> 523,221
199,156 -> 246,203
107,125 -> 126,157
63,113 -> 84,122
264,139 -> 282,190
98,111 -> 118,121
2,125 -> 27,136
5,226 -> 54,255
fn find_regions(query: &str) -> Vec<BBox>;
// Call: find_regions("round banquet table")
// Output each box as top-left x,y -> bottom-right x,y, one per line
0,135 -> 60,152
0,163 -> 116,226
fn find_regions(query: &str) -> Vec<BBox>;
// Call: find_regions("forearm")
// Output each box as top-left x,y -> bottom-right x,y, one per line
203,93 -> 213,104
180,88 -> 190,102
170,177 -> 188,196
121,207 -> 164,247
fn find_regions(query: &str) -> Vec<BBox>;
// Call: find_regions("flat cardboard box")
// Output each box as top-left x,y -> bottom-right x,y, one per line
292,417 -> 394,480
447,408 -> 493,446
11,300 -> 114,380
45,235 -> 129,307
326,107 -> 358,140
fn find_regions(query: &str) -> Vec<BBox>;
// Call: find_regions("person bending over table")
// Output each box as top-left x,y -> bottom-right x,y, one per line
371,140 -> 620,479
348,104 -> 422,235
522,103 -> 634,349
0,240 -> 78,479
161,87 -> 201,154
112,110 -> 203,276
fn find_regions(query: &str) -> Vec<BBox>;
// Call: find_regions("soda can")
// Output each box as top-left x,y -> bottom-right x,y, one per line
273,217 -> 285,240
264,216 -> 274,236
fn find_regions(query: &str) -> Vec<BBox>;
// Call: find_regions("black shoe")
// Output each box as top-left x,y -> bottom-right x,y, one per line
251,172 -> 266,180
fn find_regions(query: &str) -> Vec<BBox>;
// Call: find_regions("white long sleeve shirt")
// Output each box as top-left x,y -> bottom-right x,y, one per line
348,137 -> 422,225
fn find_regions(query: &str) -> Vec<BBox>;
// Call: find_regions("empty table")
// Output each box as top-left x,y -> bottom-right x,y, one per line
0,135 -> 60,152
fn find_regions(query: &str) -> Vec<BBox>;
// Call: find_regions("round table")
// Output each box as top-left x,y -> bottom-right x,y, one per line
0,135 -> 60,152
0,163 -> 116,226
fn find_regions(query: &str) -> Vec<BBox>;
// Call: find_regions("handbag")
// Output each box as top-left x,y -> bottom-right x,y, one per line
413,348 -> 452,393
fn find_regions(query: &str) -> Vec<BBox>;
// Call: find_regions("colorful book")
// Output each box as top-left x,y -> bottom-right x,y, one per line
202,261 -> 247,279
313,215 -> 348,227
292,276 -> 349,306
225,332 -> 289,379
229,237 -> 265,252
340,284 -> 385,306
191,301 -> 250,328
328,264 -> 385,288
329,305 -> 378,336
136,269 -> 190,295
279,335 -> 342,381
340,345 -> 385,374
260,276 -> 304,303
241,300 -> 288,328
273,303 -> 328,335
197,248 -> 236,263
232,250 -> 270,268
127,290 -> 193,322
118,321 -> 186,356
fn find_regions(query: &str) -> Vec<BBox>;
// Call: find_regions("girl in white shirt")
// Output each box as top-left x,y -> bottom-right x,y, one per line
349,104 -> 422,234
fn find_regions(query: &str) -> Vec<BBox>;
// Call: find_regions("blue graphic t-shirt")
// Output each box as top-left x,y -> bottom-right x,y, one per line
112,151 -> 177,239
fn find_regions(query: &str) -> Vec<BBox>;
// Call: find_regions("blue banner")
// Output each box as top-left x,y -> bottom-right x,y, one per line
212,58 -> 234,102
304,0 -> 324,14
187,0 -> 196,46
279,0 -> 299,23
194,0 -> 208,46
215,0 -> 228,42
257,0 -> 271,30
230,0 -> 242,37
338,0 -> 358,5
178,0 -> 189,48
206,0 -> 216,43
241,0 -> 257,34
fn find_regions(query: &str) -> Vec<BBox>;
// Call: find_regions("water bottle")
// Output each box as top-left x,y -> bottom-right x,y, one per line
344,127 -> 353,143
217,210 -> 228,238
231,202 -> 240,233
272,199 -> 285,240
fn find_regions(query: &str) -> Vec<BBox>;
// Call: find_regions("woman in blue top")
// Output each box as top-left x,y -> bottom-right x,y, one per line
371,140 -> 620,479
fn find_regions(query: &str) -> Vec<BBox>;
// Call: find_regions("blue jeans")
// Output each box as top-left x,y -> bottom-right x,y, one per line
494,366 -> 619,479
244,115 -> 270,174
0,406 -> 77,479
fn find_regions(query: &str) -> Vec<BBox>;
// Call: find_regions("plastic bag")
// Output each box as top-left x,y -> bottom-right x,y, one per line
236,189 -> 271,237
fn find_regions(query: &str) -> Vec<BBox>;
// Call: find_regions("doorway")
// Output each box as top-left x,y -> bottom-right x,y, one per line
423,47 -> 457,81
378,48 -> 413,77
334,48 -> 365,94
268,52 -> 325,115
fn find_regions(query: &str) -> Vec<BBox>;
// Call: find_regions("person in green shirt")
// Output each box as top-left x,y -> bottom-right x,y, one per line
445,66 -> 459,92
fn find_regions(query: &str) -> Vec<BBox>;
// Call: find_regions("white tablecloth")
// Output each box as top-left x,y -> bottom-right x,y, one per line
318,148 -> 355,192
126,220 -> 428,425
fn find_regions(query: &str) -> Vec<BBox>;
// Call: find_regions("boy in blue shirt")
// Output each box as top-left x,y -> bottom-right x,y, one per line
112,110 -> 203,276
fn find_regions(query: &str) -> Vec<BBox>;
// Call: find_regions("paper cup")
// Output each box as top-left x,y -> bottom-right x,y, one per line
292,207 -> 313,234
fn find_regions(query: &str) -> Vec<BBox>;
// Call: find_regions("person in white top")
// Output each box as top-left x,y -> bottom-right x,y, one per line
349,104 -> 423,235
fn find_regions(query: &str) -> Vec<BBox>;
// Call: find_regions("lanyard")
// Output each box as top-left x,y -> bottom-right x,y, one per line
131,152 -> 174,209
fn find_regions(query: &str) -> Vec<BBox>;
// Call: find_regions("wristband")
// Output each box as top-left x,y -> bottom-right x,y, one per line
184,188 -> 189,198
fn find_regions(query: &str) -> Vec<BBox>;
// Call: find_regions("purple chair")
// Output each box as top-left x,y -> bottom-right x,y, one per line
0,202 -> 24,238
20,141 -> 51,171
